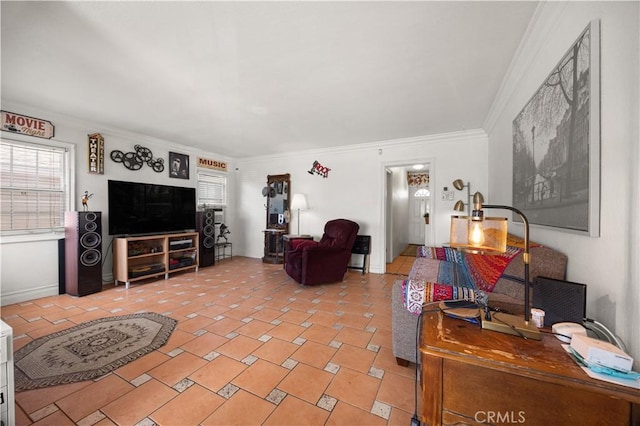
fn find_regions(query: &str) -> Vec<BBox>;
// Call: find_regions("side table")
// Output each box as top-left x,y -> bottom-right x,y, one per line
419,310 -> 639,425
347,235 -> 371,274
214,242 -> 232,262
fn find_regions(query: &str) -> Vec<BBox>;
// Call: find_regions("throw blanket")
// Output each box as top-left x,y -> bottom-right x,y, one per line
402,279 -> 486,315
417,246 -> 462,262
417,244 -> 526,293
408,257 -> 475,288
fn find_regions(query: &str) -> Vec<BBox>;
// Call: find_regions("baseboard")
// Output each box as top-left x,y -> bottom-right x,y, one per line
2,274 -> 113,306
1,284 -> 59,306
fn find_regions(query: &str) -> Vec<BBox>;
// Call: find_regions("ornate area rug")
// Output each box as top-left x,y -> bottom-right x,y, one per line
14,312 -> 177,391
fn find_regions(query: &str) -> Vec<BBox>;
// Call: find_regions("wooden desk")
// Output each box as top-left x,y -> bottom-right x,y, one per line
420,310 -> 640,425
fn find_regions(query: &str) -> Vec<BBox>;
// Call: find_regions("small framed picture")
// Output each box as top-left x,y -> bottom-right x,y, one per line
169,152 -> 189,179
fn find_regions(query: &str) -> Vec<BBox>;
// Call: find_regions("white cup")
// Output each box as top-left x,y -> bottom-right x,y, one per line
531,308 -> 545,328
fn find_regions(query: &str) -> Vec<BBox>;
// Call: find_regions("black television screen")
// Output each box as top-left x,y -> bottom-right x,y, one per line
108,180 -> 196,235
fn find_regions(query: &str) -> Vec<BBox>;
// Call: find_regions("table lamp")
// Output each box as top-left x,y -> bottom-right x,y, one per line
450,191 -> 540,340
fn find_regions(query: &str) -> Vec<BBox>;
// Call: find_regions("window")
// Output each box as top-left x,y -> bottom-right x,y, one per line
0,140 -> 69,233
197,170 -> 227,208
414,188 -> 430,197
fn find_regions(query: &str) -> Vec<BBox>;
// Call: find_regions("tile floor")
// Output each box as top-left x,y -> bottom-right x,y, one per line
384,255 -> 414,277
3,255 -> 421,426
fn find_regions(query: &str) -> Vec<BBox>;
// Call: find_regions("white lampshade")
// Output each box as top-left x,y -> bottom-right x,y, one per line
290,193 -> 308,211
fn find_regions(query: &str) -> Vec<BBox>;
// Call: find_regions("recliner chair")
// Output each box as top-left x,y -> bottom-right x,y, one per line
284,219 -> 359,285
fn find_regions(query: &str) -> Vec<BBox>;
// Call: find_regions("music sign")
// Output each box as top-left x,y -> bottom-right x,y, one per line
198,157 -> 227,172
1,110 -> 54,139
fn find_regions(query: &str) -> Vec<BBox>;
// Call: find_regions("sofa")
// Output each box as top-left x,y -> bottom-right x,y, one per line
391,236 -> 568,365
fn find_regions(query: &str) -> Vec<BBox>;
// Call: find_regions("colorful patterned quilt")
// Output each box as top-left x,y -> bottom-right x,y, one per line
416,244 -> 525,293
402,279 -> 485,315
403,239 -> 534,315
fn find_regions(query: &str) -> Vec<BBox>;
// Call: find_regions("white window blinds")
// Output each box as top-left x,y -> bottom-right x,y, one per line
197,171 -> 226,208
1,140 -> 68,232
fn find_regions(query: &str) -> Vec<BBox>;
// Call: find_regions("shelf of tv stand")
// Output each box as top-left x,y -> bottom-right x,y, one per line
113,232 -> 199,289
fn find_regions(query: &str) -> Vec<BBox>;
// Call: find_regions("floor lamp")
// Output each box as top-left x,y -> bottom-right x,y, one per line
290,194 -> 308,235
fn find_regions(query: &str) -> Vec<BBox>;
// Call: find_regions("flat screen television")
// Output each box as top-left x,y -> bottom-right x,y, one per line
108,180 -> 196,236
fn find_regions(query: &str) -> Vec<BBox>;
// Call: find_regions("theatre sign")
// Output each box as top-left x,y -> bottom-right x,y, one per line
1,111 -> 54,139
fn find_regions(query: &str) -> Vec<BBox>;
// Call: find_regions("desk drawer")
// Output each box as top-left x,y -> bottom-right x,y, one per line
443,359 -> 630,425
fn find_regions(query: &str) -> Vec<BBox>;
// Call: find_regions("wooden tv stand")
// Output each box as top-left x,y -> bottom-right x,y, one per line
113,232 -> 199,289
419,310 -> 639,425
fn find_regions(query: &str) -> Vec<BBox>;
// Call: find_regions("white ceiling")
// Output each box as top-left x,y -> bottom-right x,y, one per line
1,1 -> 538,158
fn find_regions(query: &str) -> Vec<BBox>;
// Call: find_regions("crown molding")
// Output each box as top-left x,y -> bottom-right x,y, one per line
483,2 -> 570,136
1,100 -> 234,163
238,128 -> 487,164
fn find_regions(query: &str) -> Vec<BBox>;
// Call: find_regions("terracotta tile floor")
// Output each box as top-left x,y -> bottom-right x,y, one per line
384,254 -> 415,277
3,255 -> 422,425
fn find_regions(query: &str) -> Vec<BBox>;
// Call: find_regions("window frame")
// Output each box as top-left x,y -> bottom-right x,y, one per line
0,135 -> 75,241
196,169 -> 227,209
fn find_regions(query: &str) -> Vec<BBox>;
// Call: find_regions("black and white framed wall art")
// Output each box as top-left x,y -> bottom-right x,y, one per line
512,20 -> 600,236
169,152 -> 189,179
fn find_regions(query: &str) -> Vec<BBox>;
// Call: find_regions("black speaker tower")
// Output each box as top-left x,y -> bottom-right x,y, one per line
197,210 -> 216,267
65,211 -> 103,296
58,238 -> 66,294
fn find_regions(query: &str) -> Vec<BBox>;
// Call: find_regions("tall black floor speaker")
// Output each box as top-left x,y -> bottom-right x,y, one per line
197,210 -> 216,267
65,211 -> 103,296
58,238 -> 66,294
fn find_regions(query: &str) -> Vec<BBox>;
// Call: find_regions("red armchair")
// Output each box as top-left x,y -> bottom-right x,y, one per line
285,219 -> 360,285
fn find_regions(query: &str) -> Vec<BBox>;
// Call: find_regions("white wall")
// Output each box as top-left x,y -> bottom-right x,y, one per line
1,111 -> 487,304
236,130 -> 488,274
0,102 -> 234,305
485,2 -> 640,364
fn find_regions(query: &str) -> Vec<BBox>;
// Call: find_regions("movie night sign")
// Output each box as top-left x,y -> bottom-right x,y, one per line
1,111 -> 54,139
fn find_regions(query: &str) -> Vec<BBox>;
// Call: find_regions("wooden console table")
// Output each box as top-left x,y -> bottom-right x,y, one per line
113,232 -> 199,289
262,229 -> 286,264
420,310 -> 640,425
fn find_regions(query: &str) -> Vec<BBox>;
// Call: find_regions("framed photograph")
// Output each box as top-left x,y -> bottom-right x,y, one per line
512,20 -> 600,236
169,152 -> 189,179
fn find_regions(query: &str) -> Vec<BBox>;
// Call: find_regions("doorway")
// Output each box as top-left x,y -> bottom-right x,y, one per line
383,160 -> 433,270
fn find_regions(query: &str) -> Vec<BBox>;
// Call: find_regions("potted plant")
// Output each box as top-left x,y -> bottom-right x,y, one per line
423,212 -> 430,224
